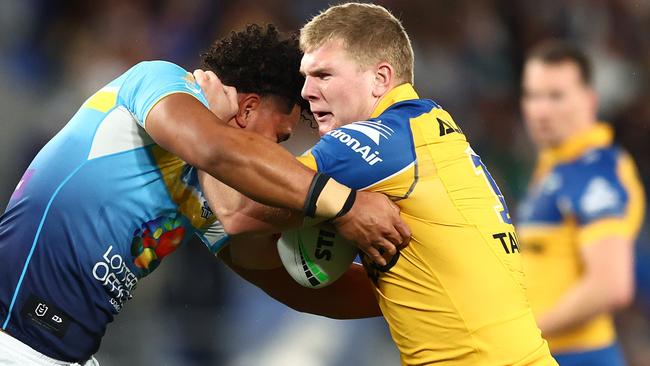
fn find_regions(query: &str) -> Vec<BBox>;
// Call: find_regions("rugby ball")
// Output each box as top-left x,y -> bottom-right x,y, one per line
277,223 -> 358,289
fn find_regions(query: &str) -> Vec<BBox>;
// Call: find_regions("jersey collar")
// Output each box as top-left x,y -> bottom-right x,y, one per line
534,123 -> 613,181
541,123 -> 613,163
370,83 -> 419,118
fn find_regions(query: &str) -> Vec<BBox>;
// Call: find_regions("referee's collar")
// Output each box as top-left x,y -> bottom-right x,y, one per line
370,83 -> 419,118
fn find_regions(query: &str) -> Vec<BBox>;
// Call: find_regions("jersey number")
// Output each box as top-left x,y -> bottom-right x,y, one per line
467,148 -> 512,224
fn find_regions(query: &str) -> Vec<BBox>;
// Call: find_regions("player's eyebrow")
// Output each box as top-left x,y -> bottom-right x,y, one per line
302,66 -> 332,77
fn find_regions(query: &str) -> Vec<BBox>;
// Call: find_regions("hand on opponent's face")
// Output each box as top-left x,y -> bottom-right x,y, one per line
193,69 -> 239,122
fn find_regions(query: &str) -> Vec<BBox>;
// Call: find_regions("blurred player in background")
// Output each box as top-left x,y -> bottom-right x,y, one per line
0,24 -> 410,365
518,41 -> 645,366
203,3 -> 557,365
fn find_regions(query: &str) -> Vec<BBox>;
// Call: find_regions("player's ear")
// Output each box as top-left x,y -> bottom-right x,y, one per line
234,94 -> 261,128
372,62 -> 394,98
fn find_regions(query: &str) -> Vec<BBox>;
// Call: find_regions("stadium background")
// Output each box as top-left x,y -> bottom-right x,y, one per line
0,0 -> 649,364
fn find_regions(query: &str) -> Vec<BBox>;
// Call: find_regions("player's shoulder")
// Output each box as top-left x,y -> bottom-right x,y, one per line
319,97 -> 440,152
383,98 -> 463,140
118,60 -> 194,93
381,98 -> 442,123
127,60 -> 190,77
325,118 -> 405,159
554,145 -> 629,222
115,60 -> 207,127
554,145 -> 622,185
311,117 -> 416,189
308,99 -> 441,189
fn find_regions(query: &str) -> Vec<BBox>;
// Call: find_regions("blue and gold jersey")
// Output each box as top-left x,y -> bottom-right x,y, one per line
0,61 -> 226,362
299,84 -> 556,366
518,124 -> 645,352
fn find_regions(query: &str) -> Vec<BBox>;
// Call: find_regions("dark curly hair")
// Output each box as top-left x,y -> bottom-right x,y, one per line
201,24 -> 309,114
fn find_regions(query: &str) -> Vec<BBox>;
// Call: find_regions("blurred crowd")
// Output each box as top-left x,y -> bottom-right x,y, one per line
1,0 -> 649,365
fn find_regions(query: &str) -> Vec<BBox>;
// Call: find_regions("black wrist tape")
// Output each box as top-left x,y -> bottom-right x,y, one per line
334,189 -> 356,218
303,172 -> 330,218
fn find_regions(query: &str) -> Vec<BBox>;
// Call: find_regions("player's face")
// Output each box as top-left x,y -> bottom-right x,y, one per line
300,39 -> 378,136
230,98 -> 300,143
521,60 -> 596,149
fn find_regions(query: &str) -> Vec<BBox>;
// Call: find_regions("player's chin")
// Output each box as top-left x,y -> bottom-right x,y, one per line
534,134 -> 559,149
317,118 -> 338,136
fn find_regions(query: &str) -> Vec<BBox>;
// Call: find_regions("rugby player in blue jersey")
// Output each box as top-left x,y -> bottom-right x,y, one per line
0,24 -> 409,365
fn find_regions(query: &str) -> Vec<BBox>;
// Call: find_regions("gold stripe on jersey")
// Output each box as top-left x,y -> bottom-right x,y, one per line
83,87 -> 118,113
148,145 -> 217,229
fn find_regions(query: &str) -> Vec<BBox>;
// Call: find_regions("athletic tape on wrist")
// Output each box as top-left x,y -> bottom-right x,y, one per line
303,172 -> 329,217
303,173 -> 356,219
334,189 -> 356,218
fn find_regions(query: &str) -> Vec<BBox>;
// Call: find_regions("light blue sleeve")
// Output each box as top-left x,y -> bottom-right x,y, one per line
119,60 -> 210,128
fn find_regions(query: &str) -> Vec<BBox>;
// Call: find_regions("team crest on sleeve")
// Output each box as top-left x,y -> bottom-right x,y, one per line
580,176 -> 621,218
541,173 -> 562,194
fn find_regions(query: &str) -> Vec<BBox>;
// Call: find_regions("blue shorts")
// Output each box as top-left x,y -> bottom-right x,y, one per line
554,343 -> 626,366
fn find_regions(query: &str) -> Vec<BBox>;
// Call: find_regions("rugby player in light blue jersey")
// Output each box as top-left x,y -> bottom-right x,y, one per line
0,24 -> 410,365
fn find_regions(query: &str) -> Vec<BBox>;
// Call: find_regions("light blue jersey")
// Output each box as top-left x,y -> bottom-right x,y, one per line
0,61 -> 227,362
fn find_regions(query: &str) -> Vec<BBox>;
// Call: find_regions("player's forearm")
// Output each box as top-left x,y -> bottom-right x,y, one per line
226,234 -> 284,269
537,275 -> 628,337
219,246 -> 381,319
198,170 -> 302,234
195,126 -> 314,210
224,203 -> 303,234
539,236 -> 636,336
148,94 -> 314,211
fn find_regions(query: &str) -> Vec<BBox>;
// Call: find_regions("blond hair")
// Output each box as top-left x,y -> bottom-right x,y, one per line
300,2 -> 414,84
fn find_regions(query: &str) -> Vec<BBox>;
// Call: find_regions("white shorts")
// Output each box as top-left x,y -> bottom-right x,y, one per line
0,330 -> 99,366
